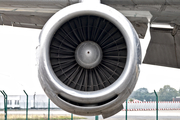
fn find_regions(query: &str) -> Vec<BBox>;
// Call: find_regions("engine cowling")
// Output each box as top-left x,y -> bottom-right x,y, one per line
38,2 -> 141,118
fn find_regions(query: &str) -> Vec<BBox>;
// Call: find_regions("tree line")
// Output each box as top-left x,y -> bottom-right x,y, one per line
129,85 -> 180,101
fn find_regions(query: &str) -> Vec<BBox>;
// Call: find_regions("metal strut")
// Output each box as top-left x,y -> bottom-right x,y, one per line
171,25 -> 180,68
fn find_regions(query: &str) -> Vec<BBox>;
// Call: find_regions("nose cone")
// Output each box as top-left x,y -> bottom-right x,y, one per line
75,41 -> 102,69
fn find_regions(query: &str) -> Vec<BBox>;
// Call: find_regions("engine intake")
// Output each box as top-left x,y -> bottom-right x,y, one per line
38,2 -> 141,118
50,15 -> 127,91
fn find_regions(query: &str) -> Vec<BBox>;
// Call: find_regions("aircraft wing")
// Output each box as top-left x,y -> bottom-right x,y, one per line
0,0 -> 149,37
104,1 -> 180,68
0,0 -> 73,29
1,0 -> 180,68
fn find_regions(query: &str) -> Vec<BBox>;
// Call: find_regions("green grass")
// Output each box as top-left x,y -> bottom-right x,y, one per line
0,114 -> 86,120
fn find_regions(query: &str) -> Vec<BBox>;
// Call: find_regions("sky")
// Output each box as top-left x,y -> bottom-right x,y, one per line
0,25 -> 180,95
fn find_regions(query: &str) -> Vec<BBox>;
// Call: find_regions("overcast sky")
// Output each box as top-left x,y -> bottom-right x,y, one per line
0,25 -> 180,95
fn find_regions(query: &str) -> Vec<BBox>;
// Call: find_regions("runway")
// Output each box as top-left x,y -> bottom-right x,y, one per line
0,109 -> 180,120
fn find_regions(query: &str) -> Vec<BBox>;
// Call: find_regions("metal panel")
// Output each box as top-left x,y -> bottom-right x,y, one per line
0,0 -> 79,9
1,0 -> 180,7
0,8 -> 149,37
0,0 -> 180,31
0,14 -> 2,25
102,0 -> 180,5
1,14 -> 49,28
143,28 -> 180,68
0,0 -> 78,28
102,1 -> 180,26
175,32 -> 180,68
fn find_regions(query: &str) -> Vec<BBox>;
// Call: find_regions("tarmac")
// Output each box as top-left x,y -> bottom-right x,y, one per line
0,109 -> 180,120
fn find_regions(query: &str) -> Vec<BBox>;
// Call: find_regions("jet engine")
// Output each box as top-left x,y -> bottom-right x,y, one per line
38,1 -> 141,118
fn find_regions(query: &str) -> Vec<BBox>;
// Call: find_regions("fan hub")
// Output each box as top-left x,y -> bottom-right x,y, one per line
75,41 -> 102,69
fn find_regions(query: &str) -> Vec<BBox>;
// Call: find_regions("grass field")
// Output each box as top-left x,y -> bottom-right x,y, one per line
0,114 -> 86,120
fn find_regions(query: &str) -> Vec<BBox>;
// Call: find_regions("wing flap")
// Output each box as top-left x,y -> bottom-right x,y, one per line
143,28 -> 180,68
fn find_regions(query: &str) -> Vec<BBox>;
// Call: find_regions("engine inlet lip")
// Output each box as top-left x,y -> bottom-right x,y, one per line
39,3 -> 139,104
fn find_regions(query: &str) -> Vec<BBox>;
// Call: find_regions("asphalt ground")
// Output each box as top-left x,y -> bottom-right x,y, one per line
0,109 -> 180,120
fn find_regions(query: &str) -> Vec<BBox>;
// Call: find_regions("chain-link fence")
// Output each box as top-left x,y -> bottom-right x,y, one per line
0,95 -> 180,110
0,93 -> 180,120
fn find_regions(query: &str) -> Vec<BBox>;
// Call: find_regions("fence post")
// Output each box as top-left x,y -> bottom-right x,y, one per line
154,90 -> 158,120
23,90 -> 28,120
126,99 -> 128,120
48,98 -> 50,120
95,116 -> 98,120
0,90 -> 7,120
71,113 -> 73,120
3,91 -> 7,120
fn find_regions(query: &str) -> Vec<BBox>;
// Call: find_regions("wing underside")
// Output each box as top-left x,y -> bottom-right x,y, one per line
0,0 -> 180,68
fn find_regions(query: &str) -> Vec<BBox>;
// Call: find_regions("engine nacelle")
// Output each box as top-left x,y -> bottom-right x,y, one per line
38,2 -> 141,118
